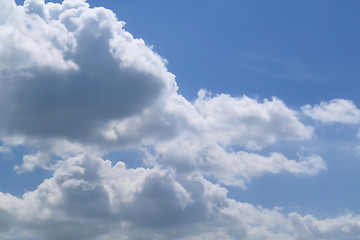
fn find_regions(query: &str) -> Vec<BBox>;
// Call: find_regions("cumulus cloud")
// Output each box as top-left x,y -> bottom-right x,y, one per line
0,155 -> 358,240
98,90 -> 322,187
100,89 -> 313,149
302,99 -> 360,124
14,151 -> 51,173
0,0 -> 77,72
0,0 -> 313,153
0,0 -> 320,184
0,0 -> 176,144
0,155 -> 224,239
193,90 -> 313,149
147,134 -> 326,188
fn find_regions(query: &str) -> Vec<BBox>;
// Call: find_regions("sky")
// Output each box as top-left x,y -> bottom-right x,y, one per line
0,0 -> 360,239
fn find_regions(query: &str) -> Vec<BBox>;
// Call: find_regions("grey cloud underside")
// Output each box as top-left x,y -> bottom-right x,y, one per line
0,0 -> 312,150
0,2 -> 167,141
1,61 -> 163,140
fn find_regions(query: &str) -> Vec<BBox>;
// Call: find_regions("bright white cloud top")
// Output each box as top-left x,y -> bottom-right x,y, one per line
0,0 -> 359,240
302,99 -> 360,124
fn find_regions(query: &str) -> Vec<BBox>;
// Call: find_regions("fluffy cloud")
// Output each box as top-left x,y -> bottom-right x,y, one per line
0,0 -> 176,144
0,155 -> 358,240
14,151 -> 51,173
0,0 -> 313,154
99,91 -> 322,187
0,155 -> 226,239
302,99 -> 360,124
0,0 -> 319,184
148,134 -> 326,188
100,89 -> 314,150
194,90 -> 313,149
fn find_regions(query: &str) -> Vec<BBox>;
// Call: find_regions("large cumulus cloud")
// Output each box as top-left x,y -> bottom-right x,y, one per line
0,155 -> 359,240
0,0 -> 321,178
0,0 -> 176,143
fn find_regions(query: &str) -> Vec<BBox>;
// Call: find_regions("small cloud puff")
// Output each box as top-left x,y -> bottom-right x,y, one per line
14,151 -> 51,173
302,99 -> 360,124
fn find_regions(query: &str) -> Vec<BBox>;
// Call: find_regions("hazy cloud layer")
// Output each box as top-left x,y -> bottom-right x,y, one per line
0,0 -> 358,239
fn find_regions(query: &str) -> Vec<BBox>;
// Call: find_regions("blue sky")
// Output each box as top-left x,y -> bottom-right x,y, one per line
96,0 -> 360,105
95,0 -> 360,216
1,0 -> 360,239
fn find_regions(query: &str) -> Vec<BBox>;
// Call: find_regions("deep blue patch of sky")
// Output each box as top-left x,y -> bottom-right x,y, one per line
0,146 -> 53,197
84,0 -> 360,107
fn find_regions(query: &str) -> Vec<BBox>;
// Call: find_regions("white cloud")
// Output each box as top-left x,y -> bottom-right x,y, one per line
0,155 -> 357,240
0,0 -> 176,145
289,212 -> 360,239
101,90 -> 314,155
0,0 -> 77,72
194,90 -> 313,150
97,90 -> 321,187
14,151 -> 51,173
0,145 -> 10,153
0,0 -> 313,156
302,99 -> 360,124
147,134 -> 326,188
